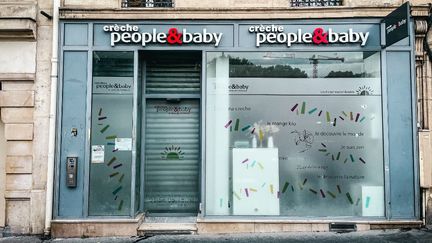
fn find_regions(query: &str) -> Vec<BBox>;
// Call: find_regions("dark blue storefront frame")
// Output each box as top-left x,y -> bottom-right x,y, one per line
54,19 -> 420,222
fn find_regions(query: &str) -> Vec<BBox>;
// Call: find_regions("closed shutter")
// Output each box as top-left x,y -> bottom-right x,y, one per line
145,55 -> 201,94
144,99 -> 200,214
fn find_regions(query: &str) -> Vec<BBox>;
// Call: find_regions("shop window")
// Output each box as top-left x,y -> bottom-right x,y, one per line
122,0 -> 174,8
89,51 -> 134,216
205,52 -> 384,217
290,0 -> 343,7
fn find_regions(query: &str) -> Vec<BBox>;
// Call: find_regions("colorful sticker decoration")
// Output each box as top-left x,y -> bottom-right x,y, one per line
319,143 -> 367,165
277,179 -> 362,206
224,118 -> 252,134
290,101 -> 367,126
97,107 -> 124,211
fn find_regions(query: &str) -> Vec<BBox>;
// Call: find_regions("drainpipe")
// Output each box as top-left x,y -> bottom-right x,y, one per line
44,0 -> 60,236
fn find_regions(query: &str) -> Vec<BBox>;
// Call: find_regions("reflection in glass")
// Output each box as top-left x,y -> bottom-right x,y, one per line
206,52 -> 384,217
227,52 -> 380,78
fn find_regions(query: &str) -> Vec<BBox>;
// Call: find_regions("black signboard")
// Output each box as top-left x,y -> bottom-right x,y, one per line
383,2 -> 410,47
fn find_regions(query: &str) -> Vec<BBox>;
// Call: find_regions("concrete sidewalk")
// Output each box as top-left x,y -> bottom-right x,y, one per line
1,229 -> 432,243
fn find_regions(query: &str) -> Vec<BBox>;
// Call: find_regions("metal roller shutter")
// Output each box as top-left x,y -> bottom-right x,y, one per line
145,55 -> 201,94
144,99 -> 200,214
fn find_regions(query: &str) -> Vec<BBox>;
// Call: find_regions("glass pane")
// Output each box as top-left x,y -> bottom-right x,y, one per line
64,24 -> 88,46
205,52 -> 384,217
89,51 -> 134,216
144,99 -> 200,215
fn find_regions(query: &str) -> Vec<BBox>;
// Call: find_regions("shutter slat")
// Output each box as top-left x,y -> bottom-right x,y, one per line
145,57 -> 201,94
144,99 -> 200,214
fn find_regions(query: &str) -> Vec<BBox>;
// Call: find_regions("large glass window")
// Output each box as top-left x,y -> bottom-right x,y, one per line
205,52 -> 384,217
89,51 -> 134,216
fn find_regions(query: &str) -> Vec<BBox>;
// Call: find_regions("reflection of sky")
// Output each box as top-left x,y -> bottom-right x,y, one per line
223,52 -> 380,77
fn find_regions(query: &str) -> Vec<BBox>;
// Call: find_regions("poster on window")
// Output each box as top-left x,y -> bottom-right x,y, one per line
91,145 -> 105,164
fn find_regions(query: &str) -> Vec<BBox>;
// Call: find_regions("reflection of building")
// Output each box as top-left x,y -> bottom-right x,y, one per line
1,0 -> 432,238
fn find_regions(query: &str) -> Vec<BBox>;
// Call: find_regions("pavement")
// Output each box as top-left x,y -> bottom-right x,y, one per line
1,228 -> 432,243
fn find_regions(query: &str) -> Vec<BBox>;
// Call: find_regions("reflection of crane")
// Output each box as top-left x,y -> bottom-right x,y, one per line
309,55 -> 345,78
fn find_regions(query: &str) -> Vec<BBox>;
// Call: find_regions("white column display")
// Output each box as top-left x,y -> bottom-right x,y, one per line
205,55 -> 230,215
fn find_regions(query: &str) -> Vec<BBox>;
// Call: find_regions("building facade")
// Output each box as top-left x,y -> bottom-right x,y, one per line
1,0 -> 432,237
0,0 -> 53,235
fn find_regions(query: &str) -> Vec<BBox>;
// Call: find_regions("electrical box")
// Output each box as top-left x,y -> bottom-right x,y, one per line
66,157 -> 78,188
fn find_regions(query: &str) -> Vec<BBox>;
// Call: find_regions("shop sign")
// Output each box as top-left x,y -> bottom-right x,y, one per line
248,25 -> 370,47
104,24 -> 223,47
383,2 -> 410,47
93,77 -> 133,94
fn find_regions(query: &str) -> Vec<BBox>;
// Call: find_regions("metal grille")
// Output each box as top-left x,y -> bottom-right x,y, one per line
122,0 -> 173,8
290,0 -> 342,7
144,99 -> 200,215
145,54 -> 201,94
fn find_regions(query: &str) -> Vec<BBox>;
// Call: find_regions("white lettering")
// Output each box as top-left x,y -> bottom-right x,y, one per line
157,33 -> 167,43
277,26 -> 284,32
152,29 -> 157,43
122,32 -> 131,43
141,33 -> 152,46
256,33 -> 266,47
286,33 -> 297,47
339,33 -> 348,43
193,33 -> 202,43
131,32 -> 141,42
359,32 -> 369,46
183,29 -> 192,43
297,29 -> 303,43
328,29 -> 338,43
214,33 -> 223,46
267,33 -> 276,43
202,28 -> 213,43
111,32 -> 120,46
303,33 -> 312,43
276,33 -> 287,43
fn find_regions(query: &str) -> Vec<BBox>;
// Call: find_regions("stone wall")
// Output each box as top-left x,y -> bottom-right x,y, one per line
0,0 -> 52,235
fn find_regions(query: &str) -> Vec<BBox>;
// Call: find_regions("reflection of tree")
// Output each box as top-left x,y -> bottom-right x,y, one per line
326,71 -> 373,78
229,57 -> 254,66
229,57 -> 308,78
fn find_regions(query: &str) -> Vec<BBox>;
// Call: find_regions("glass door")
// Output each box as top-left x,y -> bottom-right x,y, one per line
88,51 -> 135,216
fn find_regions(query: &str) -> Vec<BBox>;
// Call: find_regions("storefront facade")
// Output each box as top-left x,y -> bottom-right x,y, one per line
52,15 -> 422,235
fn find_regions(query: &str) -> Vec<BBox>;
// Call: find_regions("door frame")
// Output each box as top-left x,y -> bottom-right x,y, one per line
139,50 -> 203,216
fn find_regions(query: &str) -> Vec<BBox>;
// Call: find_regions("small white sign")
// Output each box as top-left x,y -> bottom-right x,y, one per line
93,77 -> 133,94
91,145 -> 105,164
115,138 -> 132,151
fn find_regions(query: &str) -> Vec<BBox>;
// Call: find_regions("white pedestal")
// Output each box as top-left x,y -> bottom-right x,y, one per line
232,148 -> 280,215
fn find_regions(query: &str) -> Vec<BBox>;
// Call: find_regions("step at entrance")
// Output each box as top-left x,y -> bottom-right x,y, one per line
137,217 -> 197,236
